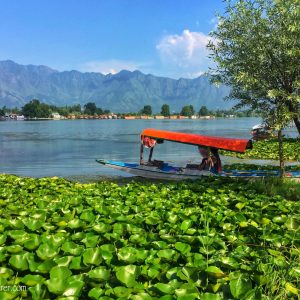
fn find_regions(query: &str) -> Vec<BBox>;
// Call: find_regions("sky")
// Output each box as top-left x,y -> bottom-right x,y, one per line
0,0 -> 226,79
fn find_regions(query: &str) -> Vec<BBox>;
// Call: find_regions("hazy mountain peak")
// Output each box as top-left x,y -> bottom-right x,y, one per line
0,60 -> 231,112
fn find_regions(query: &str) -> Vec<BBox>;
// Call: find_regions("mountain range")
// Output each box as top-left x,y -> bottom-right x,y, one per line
0,60 -> 232,112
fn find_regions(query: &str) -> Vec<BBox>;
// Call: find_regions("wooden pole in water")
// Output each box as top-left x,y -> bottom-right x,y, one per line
148,147 -> 154,162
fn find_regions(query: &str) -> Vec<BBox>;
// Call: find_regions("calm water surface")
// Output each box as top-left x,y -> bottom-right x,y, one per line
1,118 -> 296,178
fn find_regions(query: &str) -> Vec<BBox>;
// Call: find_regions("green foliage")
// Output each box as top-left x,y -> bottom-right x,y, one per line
208,0 -> 300,134
199,106 -> 209,116
84,102 -> 101,115
181,105 -> 195,117
49,104 -> 82,116
0,175 -> 299,298
161,104 -> 171,117
141,105 -> 152,116
221,138 -> 300,161
21,99 -> 51,118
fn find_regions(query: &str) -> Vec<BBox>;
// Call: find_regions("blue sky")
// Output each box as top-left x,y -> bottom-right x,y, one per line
0,0 -> 225,79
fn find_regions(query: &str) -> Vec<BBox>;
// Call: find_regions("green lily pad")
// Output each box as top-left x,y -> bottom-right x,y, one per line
83,248 -> 102,265
9,253 -> 29,271
88,267 -> 111,281
115,265 -> 138,287
36,243 -> 59,260
21,274 -> 45,286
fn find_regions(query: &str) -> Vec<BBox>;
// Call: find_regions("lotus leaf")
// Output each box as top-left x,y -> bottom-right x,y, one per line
36,243 -> 59,260
69,256 -> 83,270
93,223 -> 111,233
88,266 -> 111,281
61,241 -> 84,256
6,245 -> 23,253
9,253 -> 28,271
36,259 -> 56,273
21,274 -> 45,286
23,218 -> 43,231
157,249 -> 177,260
0,267 -> 13,279
62,279 -> 85,297
88,287 -> 104,299
115,265 -> 138,287
83,248 -> 102,265
28,283 -> 47,300
24,234 -> 41,250
113,286 -> 132,298
54,256 -> 73,267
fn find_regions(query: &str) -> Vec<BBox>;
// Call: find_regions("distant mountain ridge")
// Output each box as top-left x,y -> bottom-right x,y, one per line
0,60 -> 232,112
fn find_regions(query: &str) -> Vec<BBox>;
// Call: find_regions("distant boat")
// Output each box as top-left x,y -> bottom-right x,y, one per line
251,123 -> 273,140
16,115 -> 25,120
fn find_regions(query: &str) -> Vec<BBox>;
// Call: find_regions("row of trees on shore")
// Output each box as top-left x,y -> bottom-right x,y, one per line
0,100 -> 261,119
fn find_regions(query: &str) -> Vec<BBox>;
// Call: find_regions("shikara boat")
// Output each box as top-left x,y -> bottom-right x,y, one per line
97,128 -> 283,180
97,128 -> 300,179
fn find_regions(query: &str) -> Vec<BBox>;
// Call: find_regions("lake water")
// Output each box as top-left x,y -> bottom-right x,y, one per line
0,118 -> 297,178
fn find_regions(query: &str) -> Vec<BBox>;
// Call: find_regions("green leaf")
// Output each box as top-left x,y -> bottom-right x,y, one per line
61,241 -> 84,256
157,249 -> 177,260
9,253 -> 28,271
28,284 -> 47,300
21,274 -> 45,286
200,293 -> 222,300
206,266 -> 226,278
180,220 -> 193,231
36,243 -> 59,260
155,283 -> 175,294
113,286 -> 131,298
83,248 -> 102,265
175,242 -> 191,255
24,234 -> 41,250
88,267 -> 111,281
115,265 -> 138,287
50,266 -> 72,280
88,287 -> 104,300
36,260 -> 56,273
62,280 -> 85,297
230,274 -> 252,299
0,267 -> 14,279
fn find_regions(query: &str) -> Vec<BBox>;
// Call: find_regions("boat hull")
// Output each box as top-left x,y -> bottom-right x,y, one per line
96,159 -> 214,180
96,159 -> 300,179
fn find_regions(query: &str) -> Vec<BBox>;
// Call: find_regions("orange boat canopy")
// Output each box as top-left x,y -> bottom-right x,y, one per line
141,128 -> 252,153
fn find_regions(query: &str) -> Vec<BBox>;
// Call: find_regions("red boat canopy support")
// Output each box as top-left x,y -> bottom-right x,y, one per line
141,128 -> 252,153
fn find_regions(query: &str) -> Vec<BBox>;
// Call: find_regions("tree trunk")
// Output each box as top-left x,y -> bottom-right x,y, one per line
278,129 -> 285,178
293,117 -> 300,136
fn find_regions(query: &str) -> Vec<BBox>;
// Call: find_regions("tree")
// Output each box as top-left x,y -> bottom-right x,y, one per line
199,106 -> 209,116
84,102 -> 97,115
141,105 -> 152,116
208,0 -> 299,133
22,99 -> 51,118
161,104 -> 170,117
208,0 -> 300,176
181,105 -> 195,117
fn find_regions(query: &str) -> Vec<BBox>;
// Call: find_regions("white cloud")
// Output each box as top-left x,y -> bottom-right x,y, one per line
79,59 -> 141,75
156,29 -> 214,78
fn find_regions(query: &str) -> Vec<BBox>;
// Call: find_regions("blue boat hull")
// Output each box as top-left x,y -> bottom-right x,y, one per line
96,159 -> 300,180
